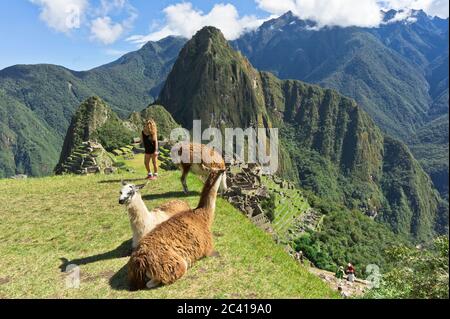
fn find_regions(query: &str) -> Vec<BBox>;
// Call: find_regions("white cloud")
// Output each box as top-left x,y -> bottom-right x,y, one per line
127,2 -> 269,45
30,0 -> 88,33
89,0 -> 137,44
380,0 -> 449,18
255,0 -> 448,28
255,0 -> 297,15
90,17 -> 124,44
426,0 -> 450,18
97,0 -> 127,15
385,9 -> 415,23
31,0 -> 137,44
256,0 -> 383,27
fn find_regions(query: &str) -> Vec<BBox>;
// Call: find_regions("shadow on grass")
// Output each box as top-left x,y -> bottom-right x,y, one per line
98,178 -> 146,184
109,264 -> 166,291
142,190 -> 200,201
109,264 -> 129,291
59,239 -> 132,272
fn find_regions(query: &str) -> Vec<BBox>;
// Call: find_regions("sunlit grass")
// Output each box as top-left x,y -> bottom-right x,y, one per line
0,155 -> 336,298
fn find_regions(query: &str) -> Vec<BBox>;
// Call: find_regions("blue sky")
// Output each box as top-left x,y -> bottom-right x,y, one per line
0,0 -> 448,71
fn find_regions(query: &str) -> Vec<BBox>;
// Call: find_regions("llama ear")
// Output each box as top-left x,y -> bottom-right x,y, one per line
135,181 -> 149,190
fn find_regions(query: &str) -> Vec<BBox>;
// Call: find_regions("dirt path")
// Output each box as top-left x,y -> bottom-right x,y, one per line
308,267 -> 370,298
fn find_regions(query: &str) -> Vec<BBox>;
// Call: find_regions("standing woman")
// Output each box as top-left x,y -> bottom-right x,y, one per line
142,119 -> 159,180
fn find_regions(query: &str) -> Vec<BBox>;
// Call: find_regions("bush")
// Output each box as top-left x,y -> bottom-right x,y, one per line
293,208 -> 406,276
93,120 -> 134,152
261,193 -> 276,222
367,236 -> 449,299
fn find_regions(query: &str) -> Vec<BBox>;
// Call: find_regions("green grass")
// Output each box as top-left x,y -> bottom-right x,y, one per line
0,155 -> 336,299
262,176 -> 310,236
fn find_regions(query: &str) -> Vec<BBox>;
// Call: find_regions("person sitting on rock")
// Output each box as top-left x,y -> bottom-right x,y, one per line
142,119 -> 159,180
346,263 -> 355,282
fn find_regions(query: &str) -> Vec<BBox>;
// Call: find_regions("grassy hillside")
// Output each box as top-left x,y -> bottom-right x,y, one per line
0,90 -> 61,177
0,155 -> 336,298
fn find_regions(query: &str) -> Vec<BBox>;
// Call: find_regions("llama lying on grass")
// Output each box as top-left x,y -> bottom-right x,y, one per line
118,181 -> 191,249
127,169 -> 225,290
176,143 -> 227,194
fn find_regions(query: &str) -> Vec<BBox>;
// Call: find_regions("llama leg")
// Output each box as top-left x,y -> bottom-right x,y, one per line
181,166 -> 190,194
205,239 -> 218,257
146,278 -> 161,289
160,255 -> 188,285
206,250 -> 220,257
144,154 -> 151,175
132,236 -> 139,250
219,172 -> 227,195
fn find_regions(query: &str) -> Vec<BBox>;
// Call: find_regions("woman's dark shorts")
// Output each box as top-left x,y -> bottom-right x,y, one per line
142,133 -> 156,154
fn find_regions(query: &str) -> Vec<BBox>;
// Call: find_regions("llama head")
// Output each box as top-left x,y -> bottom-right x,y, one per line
119,180 -> 148,205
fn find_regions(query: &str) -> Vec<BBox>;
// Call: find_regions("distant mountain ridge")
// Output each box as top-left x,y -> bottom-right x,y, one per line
233,10 -> 449,199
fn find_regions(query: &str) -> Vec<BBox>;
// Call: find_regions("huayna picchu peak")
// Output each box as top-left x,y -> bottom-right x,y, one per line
158,26 -> 271,131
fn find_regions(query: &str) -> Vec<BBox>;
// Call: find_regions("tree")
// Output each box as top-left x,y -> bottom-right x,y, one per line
368,236 -> 449,299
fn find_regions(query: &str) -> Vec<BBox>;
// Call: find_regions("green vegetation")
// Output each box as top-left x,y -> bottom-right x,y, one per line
409,114 -> 449,200
293,209 -> 407,277
367,236 -> 449,299
0,90 -> 61,177
0,155 -> 336,298
127,104 -> 180,140
0,37 -> 185,177
262,176 -> 310,235
261,193 -> 276,222
92,117 -> 134,152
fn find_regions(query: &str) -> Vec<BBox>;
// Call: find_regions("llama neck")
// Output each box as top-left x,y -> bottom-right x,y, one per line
127,193 -> 153,225
196,172 -> 222,214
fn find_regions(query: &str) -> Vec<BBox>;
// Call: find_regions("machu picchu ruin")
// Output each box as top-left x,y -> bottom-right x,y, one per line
55,141 -> 115,175
222,162 -> 318,242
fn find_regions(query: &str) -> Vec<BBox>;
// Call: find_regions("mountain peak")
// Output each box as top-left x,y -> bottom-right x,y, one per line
195,25 -> 224,38
280,10 -> 295,19
157,25 -> 267,130
189,26 -> 228,50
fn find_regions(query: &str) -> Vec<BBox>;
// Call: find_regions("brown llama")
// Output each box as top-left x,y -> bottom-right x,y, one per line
127,169 -> 225,290
176,143 -> 227,194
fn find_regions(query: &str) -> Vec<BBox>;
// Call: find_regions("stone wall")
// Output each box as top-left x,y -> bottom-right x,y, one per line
223,164 -> 273,232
